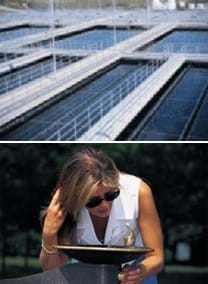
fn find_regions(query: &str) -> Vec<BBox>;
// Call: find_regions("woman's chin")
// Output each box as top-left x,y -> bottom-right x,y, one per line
97,211 -> 110,218
91,210 -> 110,218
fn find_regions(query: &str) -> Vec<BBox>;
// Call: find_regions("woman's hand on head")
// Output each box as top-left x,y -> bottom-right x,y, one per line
43,188 -> 67,237
120,264 -> 145,284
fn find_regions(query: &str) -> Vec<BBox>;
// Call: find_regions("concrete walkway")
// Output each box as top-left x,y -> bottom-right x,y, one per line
79,55 -> 186,141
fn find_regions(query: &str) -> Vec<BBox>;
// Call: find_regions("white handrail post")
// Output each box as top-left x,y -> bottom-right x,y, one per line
88,107 -> 91,129
74,117 -> 77,140
55,121 -> 61,141
134,70 -> 137,89
98,0 -> 102,14
146,0 -> 151,28
50,0 -> 57,73
112,0 -> 117,46
57,129 -> 61,141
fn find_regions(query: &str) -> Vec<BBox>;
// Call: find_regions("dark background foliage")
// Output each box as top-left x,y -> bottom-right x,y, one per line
0,143 -> 208,278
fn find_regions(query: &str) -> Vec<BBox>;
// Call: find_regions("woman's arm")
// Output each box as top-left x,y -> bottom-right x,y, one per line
137,180 -> 164,276
39,235 -> 69,271
39,188 -> 69,271
121,180 -> 164,284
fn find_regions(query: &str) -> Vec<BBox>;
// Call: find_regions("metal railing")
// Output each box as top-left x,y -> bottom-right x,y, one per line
147,43 -> 208,54
0,27 -> 49,43
0,55 -> 80,96
88,55 -> 185,141
0,47 -> 116,126
28,59 -> 164,140
28,35 -> 138,51
0,52 -> 23,64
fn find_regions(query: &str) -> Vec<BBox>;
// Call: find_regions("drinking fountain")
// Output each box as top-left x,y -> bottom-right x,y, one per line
0,226 -> 153,284
54,225 -> 154,283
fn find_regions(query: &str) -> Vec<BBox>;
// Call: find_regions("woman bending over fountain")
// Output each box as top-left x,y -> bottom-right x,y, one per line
40,148 -> 164,284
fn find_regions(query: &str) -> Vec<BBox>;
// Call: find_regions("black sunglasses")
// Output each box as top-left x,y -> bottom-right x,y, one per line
86,189 -> 120,208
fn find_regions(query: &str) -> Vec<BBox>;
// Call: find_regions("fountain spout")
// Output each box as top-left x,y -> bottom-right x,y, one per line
124,225 -> 136,247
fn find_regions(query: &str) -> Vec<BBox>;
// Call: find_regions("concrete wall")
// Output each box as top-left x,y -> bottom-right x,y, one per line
0,0 -> 146,9
0,0 -> 207,9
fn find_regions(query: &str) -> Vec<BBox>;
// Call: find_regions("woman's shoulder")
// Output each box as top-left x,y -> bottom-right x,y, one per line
119,172 -> 141,183
139,179 -> 153,200
118,173 -> 141,218
119,172 -> 141,193
119,173 -> 152,196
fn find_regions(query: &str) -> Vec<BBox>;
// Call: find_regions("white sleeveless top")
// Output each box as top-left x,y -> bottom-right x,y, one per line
75,173 -> 158,283
76,173 -> 144,247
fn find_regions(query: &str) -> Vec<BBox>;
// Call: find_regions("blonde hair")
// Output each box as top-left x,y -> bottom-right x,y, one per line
40,148 -> 120,243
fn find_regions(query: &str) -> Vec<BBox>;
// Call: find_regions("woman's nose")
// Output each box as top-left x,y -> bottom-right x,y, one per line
100,200 -> 110,208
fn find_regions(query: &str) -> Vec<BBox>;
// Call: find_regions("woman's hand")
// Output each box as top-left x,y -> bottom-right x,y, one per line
120,264 -> 145,284
43,188 -> 67,239
40,188 -> 69,270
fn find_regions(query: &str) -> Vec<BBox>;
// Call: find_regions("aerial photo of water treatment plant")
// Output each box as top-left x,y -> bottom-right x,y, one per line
0,0 -> 207,141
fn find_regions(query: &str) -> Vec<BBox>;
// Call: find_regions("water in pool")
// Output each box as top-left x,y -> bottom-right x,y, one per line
1,60 -> 161,140
141,30 -> 208,53
125,65 -> 208,141
0,56 -> 80,95
0,26 -> 49,42
186,87 -> 208,141
33,27 -> 143,50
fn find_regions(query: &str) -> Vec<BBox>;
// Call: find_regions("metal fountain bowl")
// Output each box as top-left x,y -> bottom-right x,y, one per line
54,245 -> 154,264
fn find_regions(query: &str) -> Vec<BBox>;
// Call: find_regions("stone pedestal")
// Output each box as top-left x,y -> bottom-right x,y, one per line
0,263 -> 119,284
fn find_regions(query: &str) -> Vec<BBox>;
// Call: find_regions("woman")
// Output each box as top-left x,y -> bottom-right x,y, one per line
40,148 -> 164,284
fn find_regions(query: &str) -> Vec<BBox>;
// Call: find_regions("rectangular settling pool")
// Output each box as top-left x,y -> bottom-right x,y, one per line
0,59 -> 163,141
0,25 -> 49,42
30,26 -> 144,51
119,64 -> 208,141
140,29 -> 208,54
0,55 -> 81,95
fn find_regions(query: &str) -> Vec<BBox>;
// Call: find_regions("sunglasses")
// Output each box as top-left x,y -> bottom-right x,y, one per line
86,189 -> 120,208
